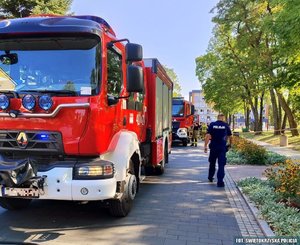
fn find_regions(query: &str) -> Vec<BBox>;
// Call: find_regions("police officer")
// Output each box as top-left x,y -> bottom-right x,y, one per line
204,114 -> 232,187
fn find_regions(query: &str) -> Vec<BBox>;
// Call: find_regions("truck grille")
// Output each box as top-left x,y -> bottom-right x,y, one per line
0,130 -> 64,155
172,121 -> 180,133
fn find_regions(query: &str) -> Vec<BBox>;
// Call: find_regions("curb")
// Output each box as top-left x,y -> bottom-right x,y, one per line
236,185 -> 275,237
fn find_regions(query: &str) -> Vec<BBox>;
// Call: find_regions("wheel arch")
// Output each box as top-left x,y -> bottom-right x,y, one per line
101,130 -> 141,182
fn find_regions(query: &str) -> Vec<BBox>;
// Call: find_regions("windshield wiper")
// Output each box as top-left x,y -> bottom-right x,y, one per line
0,90 -> 19,98
19,90 -> 78,96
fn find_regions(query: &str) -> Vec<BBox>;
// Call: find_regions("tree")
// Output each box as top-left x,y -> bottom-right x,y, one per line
164,66 -> 182,97
195,50 -> 243,119
0,0 -> 73,18
196,0 -> 299,136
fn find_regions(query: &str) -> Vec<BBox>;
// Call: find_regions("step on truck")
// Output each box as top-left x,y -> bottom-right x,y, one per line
172,97 -> 195,146
0,15 -> 173,217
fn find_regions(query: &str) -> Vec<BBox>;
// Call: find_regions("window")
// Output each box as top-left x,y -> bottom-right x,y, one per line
107,48 -> 122,97
0,37 -> 100,96
172,104 -> 184,117
186,104 -> 191,115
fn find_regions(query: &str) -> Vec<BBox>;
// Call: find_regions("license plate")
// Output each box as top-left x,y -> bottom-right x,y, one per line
1,186 -> 39,198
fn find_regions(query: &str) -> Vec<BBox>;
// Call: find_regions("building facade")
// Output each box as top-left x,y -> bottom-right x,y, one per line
189,90 -> 218,124
189,90 -> 269,130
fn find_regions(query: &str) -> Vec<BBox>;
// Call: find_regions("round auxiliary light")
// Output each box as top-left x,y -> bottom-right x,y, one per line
38,94 -> 53,111
0,94 -> 10,110
22,94 -> 36,111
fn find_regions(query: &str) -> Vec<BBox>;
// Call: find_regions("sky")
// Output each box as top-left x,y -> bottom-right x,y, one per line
71,0 -> 219,100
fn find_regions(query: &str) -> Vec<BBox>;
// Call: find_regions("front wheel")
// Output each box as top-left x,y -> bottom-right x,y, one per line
164,144 -> 169,164
0,197 -> 32,210
109,173 -> 137,217
155,163 -> 164,175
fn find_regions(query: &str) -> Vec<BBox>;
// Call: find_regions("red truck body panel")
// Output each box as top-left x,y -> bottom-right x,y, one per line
144,59 -> 173,165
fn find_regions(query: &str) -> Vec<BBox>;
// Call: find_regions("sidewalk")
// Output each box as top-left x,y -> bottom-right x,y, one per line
248,139 -> 300,160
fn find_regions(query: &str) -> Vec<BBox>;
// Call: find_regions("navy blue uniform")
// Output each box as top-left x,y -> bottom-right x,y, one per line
207,120 -> 232,186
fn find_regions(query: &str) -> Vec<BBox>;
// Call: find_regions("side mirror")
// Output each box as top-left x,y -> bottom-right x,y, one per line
191,105 -> 195,115
125,43 -> 143,62
127,65 -> 144,93
0,53 -> 18,65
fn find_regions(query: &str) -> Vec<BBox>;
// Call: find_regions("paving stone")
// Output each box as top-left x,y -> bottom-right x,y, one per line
178,235 -> 199,242
164,238 -> 187,245
167,229 -> 186,236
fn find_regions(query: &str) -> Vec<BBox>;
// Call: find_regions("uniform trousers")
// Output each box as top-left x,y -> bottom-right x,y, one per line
208,147 -> 227,184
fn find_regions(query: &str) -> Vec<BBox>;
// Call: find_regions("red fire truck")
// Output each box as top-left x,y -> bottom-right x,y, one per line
172,98 -> 194,146
0,15 -> 173,217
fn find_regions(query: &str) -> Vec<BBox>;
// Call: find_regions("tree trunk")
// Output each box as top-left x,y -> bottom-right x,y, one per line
228,114 -> 232,128
276,90 -> 299,136
281,112 -> 287,134
258,92 -> 264,133
250,99 -> 261,134
245,106 -> 250,130
269,89 -> 281,135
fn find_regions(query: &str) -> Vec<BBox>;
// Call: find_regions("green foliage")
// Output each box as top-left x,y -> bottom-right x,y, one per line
195,43 -> 243,116
164,66 -> 182,97
265,151 -> 287,165
226,150 -> 246,165
196,0 -> 299,133
0,0 -> 73,18
32,0 -> 73,16
238,177 -> 300,236
260,201 -> 300,236
264,160 -> 300,205
271,0 -> 300,62
231,136 -> 267,165
227,137 -> 287,165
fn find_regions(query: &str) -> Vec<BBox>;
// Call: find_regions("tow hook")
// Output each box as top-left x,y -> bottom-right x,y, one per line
30,175 -> 47,195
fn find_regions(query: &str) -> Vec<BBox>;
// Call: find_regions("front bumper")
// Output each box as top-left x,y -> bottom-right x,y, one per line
172,129 -> 188,141
0,166 -> 117,201
38,167 -> 117,201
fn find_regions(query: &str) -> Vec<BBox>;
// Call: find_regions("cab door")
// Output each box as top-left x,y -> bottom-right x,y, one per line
102,40 -> 125,145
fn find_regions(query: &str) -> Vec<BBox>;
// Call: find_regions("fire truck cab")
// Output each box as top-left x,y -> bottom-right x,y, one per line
0,15 -> 173,217
172,98 -> 195,146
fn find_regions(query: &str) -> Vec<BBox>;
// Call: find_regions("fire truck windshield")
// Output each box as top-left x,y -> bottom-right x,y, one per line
172,104 -> 184,117
0,37 -> 100,96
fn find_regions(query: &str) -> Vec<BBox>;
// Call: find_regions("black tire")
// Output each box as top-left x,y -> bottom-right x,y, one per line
0,197 -> 31,210
155,164 -> 164,175
182,139 -> 188,147
164,143 -> 169,164
155,158 -> 165,175
144,166 -> 154,176
109,173 -> 137,217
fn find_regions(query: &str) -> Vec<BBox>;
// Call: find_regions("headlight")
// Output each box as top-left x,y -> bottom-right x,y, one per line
0,94 -> 10,110
73,160 -> 114,180
39,95 -> 53,111
22,94 -> 36,111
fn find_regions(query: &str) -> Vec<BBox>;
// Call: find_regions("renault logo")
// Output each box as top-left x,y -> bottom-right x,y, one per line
17,132 -> 28,148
